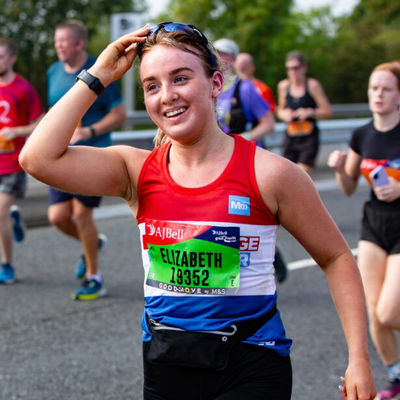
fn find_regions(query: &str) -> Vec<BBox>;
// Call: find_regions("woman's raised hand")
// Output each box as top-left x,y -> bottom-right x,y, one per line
88,24 -> 150,87
328,150 -> 347,173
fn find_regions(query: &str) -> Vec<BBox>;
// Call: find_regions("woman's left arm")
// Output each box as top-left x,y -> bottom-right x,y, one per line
256,151 -> 376,400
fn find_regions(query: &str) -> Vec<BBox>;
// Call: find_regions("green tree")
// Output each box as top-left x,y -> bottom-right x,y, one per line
154,0 -> 400,104
0,0 -> 146,105
155,2 -> 350,103
330,0 -> 400,103
157,0 -> 292,89
270,7 -> 341,101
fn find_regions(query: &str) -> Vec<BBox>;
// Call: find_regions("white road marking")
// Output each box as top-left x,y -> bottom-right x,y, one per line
94,203 -> 131,220
288,247 -> 359,270
93,177 -> 364,270
314,178 -> 367,192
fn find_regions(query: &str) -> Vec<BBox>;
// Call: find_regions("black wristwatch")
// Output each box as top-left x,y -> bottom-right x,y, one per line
76,70 -> 105,96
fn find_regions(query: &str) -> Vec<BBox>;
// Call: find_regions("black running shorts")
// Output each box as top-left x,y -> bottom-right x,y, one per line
143,341 -> 292,400
361,201 -> 400,255
282,129 -> 319,167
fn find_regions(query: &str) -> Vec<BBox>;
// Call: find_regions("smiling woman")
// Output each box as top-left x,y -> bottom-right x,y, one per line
19,22 -> 375,400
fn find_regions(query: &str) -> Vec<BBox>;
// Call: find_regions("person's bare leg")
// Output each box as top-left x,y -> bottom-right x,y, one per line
297,162 -> 313,176
358,240 -> 399,366
376,253 -> 400,330
72,199 -> 98,276
0,193 -> 15,264
48,201 -> 79,239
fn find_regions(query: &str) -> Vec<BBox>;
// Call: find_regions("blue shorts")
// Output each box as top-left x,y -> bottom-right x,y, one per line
49,186 -> 102,208
0,171 -> 27,198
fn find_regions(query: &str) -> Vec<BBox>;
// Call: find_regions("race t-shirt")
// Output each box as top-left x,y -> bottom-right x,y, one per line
136,134 -> 292,356
253,79 -> 276,112
350,120 -> 400,210
0,74 -> 43,174
47,55 -> 123,148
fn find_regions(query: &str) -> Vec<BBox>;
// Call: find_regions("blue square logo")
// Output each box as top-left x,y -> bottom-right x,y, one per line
229,195 -> 250,216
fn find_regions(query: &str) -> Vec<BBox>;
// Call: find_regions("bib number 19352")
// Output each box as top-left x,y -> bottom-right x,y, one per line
144,221 -> 241,295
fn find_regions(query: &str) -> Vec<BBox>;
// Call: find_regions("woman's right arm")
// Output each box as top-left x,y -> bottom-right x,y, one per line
276,80 -> 293,122
328,149 -> 362,196
19,26 -> 150,201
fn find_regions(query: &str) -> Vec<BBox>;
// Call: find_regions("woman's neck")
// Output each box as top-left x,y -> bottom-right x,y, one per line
373,111 -> 400,132
170,127 -> 232,167
289,76 -> 306,87
64,52 -> 88,74
167,128 -> 234,188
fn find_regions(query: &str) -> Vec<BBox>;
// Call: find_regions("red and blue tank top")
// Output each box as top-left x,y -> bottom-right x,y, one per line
136,134 -> 292,356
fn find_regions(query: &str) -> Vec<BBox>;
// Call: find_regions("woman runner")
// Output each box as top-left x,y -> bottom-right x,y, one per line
20,23 -> 375,400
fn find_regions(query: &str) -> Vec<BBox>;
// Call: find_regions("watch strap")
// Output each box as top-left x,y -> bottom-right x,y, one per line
76,70 -> 105,96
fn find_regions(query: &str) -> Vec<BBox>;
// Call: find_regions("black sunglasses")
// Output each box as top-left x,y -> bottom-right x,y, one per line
286,65 -> 303,72
137,22 -> 217,69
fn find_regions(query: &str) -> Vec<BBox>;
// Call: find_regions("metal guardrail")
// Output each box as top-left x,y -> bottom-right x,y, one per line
112,117 -> 372,148
264,117 -> 371,147
125,103 -> 371,126
331,103 -> 371,117
126,104 -> 372,121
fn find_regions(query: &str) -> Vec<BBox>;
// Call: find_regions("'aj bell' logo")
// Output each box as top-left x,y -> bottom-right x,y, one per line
147,223 -> 184,240
228,195 -> 250,216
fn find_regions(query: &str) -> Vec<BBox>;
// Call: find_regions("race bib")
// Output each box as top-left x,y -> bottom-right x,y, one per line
287,120 -> 314,136
143,220 -> 241,295
0,137 -> 15,154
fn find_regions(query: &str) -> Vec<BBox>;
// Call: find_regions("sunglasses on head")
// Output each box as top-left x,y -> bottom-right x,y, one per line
137,22 -> 217,69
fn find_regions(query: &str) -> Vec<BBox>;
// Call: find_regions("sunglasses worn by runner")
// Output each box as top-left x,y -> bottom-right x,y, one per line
137,22 -> 217,69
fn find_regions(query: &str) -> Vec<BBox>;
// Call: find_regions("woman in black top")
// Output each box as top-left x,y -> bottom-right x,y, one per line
329,62 -> 400,400
277,51 -> 332,175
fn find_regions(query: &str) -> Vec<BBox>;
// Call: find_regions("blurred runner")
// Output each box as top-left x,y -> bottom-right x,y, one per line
277,50 -> 332,175
0,38 -> 44,284
47,20 -> 126,300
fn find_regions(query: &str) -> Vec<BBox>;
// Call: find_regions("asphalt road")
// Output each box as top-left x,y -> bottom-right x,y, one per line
0,169 -> 392,400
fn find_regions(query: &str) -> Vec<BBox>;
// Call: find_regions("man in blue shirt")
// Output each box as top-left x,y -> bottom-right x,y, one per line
47,20 -> 126,300
214,38 -> 274,141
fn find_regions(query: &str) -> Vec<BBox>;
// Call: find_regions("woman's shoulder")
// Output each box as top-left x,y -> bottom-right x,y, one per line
277,78 -> 290,91
255,148 -> 302,181
116,144 -> 151,156
353,119 -> 374,136
308,78 -> 331,100
115,145 -> 152,173
307,77 -> 324,91
254,148 -> 310,215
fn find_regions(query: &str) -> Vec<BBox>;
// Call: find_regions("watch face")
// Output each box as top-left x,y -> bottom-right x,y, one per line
90,79 -> 104,95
